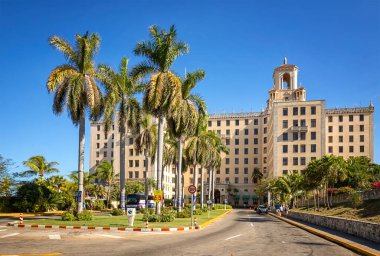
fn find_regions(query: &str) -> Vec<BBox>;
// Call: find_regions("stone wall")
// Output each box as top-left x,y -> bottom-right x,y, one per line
287,211 -> 380,243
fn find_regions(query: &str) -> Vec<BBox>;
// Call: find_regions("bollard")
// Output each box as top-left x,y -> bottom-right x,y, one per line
145,220 -> 149,229
19,213 -> 23,224
194,217 -> 197,227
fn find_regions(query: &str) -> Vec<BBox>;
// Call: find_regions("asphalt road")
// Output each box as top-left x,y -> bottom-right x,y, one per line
0,210 -> 360,256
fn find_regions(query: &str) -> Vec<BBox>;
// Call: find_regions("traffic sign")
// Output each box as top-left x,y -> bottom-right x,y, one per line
188,185 -> 197,194
153,190 -> 163,203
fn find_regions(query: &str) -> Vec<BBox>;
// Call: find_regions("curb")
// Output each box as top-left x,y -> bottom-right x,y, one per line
9,223 -> 200,232
269,213 -> 380,256
200,209 -> 233,228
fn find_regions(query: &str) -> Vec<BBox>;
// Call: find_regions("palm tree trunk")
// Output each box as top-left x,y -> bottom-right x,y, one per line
77,114 -> 85,213
120,126 -> 126,211
144,153 -> 149,205
211,168 -> 215,205
156,115 -> 164,215
200,167 -> 204,208
193,164 -> 197,210
208,169 -> 212,201
177,137 -> 183,212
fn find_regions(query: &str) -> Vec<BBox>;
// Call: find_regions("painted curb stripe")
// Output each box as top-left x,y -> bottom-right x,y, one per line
269,213 -> 380,256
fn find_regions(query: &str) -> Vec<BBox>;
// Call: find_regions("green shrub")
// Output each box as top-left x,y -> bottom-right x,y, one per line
111,208 -> 124,216
212,204 -> 232,209
61,211 -> 75,221
142,212 -> 160,222
351,191 -> 363,208
93,200 -> 105,210
160,209 -> 176,222
77,210 -> 93,221
184,203 -> 201,209
193,209 -> 204,215
336,186 -> 354,194
139,208 -> 155,215
176,209 -> 190,218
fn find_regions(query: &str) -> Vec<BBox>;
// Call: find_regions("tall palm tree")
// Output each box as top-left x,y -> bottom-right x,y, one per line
21,155 -> 59,181
93,160 -> 117,208
47,32 -> 103,213
131,25 -> 188,214
251,167 -> 263,184
134,112 -> 157,204
97,57 -> 141,211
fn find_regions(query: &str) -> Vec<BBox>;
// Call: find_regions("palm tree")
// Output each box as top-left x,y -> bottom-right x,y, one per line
97,57 -> 141,211
93,160 -> 117,208
131,25 -> 189,214
45,175 -> 66,192
47,32 -> 103,213
134,112 -> 157,204
20,155 -> 59,181
251,167 -> 263,184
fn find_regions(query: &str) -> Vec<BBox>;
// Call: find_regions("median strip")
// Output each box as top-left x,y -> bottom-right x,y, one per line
269,213 -> 380,256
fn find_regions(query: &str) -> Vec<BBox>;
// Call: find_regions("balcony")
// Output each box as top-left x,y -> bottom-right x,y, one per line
290,125 -> 308,132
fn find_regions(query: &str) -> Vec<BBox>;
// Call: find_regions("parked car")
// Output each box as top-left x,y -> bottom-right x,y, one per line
256,205 -> 268,214
147,199 -> 155,208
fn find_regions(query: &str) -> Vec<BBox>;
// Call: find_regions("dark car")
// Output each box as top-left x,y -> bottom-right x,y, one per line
256,205 -> 268,214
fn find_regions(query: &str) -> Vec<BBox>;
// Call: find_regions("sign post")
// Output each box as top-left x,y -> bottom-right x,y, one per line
207,200 -> 212,219
188,185 -> 197,227
127,208 -> 136,227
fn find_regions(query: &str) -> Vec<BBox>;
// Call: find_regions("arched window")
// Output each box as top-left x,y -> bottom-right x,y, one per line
282,73 -> 291,89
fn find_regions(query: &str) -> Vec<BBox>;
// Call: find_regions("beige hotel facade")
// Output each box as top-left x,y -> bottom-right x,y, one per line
89,59 -> 374,206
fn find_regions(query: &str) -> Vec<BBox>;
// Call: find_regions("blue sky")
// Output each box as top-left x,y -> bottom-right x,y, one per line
0,0 -> 379,177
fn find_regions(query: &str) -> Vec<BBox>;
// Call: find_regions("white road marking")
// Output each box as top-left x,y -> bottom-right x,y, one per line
98,234 -> 123,239
0,233 -> 20,238
250,223 -> 253,227
224,234 -> 242,241
49,234 -> 61,240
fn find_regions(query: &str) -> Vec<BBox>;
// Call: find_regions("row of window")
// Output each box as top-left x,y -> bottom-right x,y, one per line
208,117 -> 269,127
328,145 -> 366,154
282,144 -> 312,153
128,171 -> 147,179
96,125 -> 115,131
328,114 -> 365,122
283,132 -> 316,141
283,106 -> 317,116
328,135 -> 365,143
328,125 -> 365,133
226,137 -> 267,145
96,151 -> 114,158
225,157 -> 261,165
282,157 -> 311,166
283,119 -> 316,129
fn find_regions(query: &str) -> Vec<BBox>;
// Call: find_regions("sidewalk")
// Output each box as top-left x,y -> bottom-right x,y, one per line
270,213 -> 380,256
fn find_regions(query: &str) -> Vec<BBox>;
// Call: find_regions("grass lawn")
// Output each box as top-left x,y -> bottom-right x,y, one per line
293,199 -> 380,224
23,209 -> 230,228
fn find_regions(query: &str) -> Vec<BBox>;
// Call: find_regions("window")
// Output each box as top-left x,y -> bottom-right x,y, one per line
217,120 -> 221,126
225,177 -> 230,183
339,146 -> 343,153
216,178 -> 220,184
254,119 -> 258,125
112,134 -> 114,139
225,158 -> 230,164
339,126 -> 343,132
283,108 -> 288,116
328,116 -> 333,122
135,160 -> 139,167
244,148 -> 248,154
293,145 -> 298,153
129,137 -> 134,145
135,171 -> 139,179
263,167 -> 267,173
226,129 -> 230,135
225,168 -> 230,174
283,120 -> 288,129
129,160 -> 133,167
96,143 -> 100,149
244,138 -> 249,145
96,160 -> 99,165
293,107 -> 298,116
235,168 -> 239,174
283,133 -> 288,141
349,115 -> 353,122
339,136 -> 343,143
328,146 -> 333,153
235,158 -> 239,164
328,126 -> 333,132
226,139 -> 230,145
360,114 -> 364,121
244,129 -> 249,135
234,148 -> 239,155
264,117 -> 267,124
129,149 -> 133,156
264,147 -> 267,154
300,157 -> 306,165
293,157 -> 298,166
263,127 -> 267,134
301,144 -> 306,153
349,135 -> 354,142
360,125 -> 364,132
300,119 -> 306,127
208,121 -> 212,127
235,120 -> 239,126
300,132 -> 306,140
244,168 -> 248,174
112,142 -> 114,148
254,158 -> 258,164
96,151 -> 99,158
283,145 -> 288,153
360,135 -> 365,142
245,119 -> 249,125
311,119 -> 316,127
263,137 -> 267,144
234,177 -> 239,184
253,148 -> 258,154
301,107 -> 306,115
311,144 -> 316,153
129,171 -> 133,179
349,146 -> 354,153
283,157 -> 288,166
311,132 -> 316,140
254,128 -> 258,135
360,146 -> 365,152
293,132 -> 299,141
235,129 -> 239,135
97,134 -> 100,140
339,115 -> 343,122
328,136 -> 333,143
263,157 -> 267,164
254,138 -> 258,144
244,177 -> 249,184
226,120 -> 230,126
97,125 -> 100,131
103,151 -> 107,157
283,170 -> 288,175
311,106 -> 316,115
104,143 -> 108,148
349,125 -> 353,132
293,120 -> 298,127
235,139 -> 239,145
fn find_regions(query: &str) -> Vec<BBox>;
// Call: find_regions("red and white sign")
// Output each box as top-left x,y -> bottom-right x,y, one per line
188,185 -> 197,194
